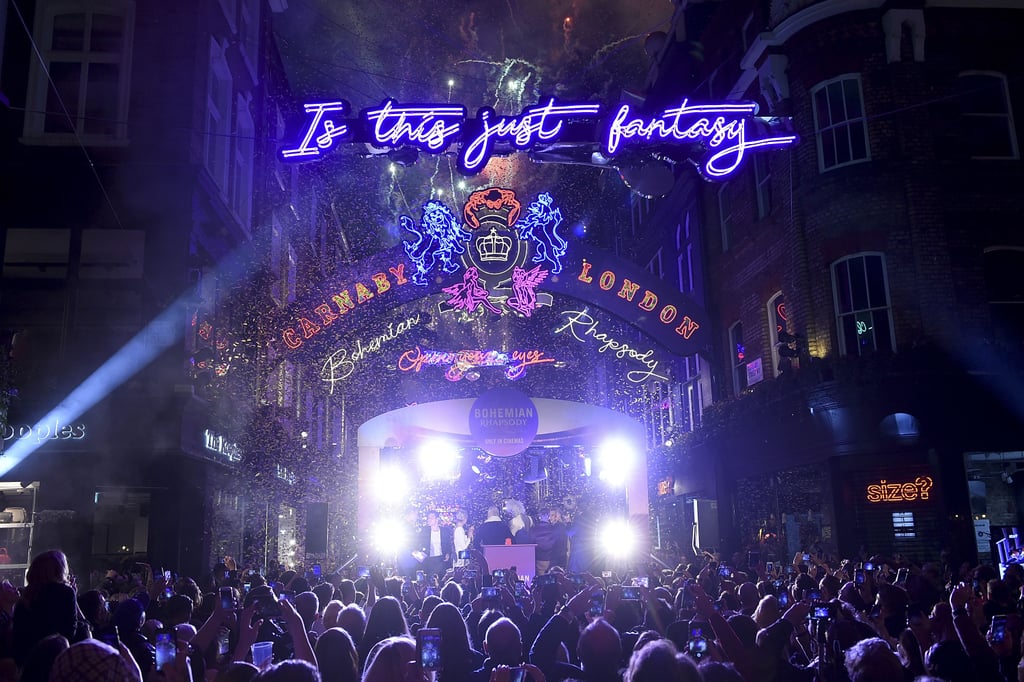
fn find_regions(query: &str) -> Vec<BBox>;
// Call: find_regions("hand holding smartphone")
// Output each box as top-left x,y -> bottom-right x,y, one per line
418,628 -> 442,671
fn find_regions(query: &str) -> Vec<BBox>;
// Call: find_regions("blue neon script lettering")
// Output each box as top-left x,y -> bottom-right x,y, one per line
364,100 -> 465,152
605,101 -> 798,178
459,100 -> 601,173
280,102 -> 350,159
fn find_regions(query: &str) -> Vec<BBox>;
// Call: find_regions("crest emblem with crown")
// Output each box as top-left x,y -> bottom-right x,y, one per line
400,187 -> 564,315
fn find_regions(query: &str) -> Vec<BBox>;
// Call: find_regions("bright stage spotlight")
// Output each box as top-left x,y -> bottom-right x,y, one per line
372,518 -> 408,557
418,439 -> 460,481
375,465 -> 409,502
600,519 -> 636,559
596,437 -> 635,485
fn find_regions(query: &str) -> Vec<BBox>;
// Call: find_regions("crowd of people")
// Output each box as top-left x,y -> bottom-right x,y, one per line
0,534 -> 1021,681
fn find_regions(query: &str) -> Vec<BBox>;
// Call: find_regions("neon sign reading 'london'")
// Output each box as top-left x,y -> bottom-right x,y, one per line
280,97 -> 797,179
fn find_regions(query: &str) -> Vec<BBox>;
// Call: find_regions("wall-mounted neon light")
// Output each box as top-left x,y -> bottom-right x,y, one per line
575,259 -> 700,342
320,314 -> 422,393
866,476 -> 933,503
397,346 -> 555,381
280,97 -> 797,180
280,262 -> 410,351
554,309 -> 670,383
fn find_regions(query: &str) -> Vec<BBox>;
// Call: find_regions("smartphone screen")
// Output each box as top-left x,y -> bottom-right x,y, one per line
992,616 -> 1007,643
418,628 -> 442,671
855,568 -> 865,585
164,570 -> 172,582
458,550 -> 471,559
312,564 -> 321,577
358,566 -> 371,578
220,587 -> 234,610
482,586 -> 500,600
155,633 -> 175,671
589,592 -> 604,616
416,570 -> 425,583
622,586 -> 640,600
508,667 -> 527,682
778,591 -> 789,607
688,637 -> 708,659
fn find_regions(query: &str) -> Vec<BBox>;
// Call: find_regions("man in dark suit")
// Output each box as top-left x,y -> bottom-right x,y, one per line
419,511 -> 454,579
474,505 -> 513,548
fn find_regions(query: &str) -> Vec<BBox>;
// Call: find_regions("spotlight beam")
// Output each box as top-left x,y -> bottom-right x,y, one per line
0,305 -> 183,476
0,239 -> 262,477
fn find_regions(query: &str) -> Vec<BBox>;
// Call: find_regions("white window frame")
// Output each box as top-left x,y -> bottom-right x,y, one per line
811,74 -> 870,172
718,183 -> 733,252
232,93 -> 255,232
206,38 -> 233,194
237,0 -> 259,79
767,291 -> 784,376
958,71 -> 1019,160
729,320 -> 747,396
754,153 -> 772,219
831,252 -> 897,356
647,249 -> 663,280
23,0 -> 135,144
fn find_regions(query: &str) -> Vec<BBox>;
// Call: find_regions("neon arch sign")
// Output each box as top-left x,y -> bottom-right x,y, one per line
280,97 -> 798,180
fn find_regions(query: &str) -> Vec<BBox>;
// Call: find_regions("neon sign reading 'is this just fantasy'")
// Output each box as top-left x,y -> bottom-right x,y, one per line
279,97 -> 798,180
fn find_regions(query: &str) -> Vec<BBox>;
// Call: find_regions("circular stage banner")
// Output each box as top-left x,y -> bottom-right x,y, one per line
468,388 -> 539,457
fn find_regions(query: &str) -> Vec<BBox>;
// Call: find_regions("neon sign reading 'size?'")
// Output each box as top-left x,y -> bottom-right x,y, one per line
280,97 -> 798,180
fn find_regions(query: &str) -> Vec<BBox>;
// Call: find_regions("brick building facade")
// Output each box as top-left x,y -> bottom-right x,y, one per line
638,0 -> 1024,565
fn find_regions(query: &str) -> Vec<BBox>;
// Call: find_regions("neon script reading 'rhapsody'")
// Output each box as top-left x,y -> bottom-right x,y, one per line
280,97 -> 797,180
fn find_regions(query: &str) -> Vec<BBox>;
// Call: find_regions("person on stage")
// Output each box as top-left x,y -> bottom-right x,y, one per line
453,510 -> 473,566
418,511 -> 453,579
474,506 -> 513,548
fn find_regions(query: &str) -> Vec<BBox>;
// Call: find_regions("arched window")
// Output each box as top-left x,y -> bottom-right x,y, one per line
831,253 -> 895,355
767,292 -> 785,375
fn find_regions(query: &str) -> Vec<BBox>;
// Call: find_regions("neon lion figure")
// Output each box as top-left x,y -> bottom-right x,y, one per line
517,192 -> 567,274
401,200 -> 469,285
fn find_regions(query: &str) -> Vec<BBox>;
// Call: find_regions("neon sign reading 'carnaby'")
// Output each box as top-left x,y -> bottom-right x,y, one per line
280,98 -> 797,179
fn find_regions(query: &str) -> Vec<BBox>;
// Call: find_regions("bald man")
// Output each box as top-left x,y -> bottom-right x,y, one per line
473,617 -> 523,681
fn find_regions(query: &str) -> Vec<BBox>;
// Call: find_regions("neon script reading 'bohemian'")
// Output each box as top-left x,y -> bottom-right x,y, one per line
279,97 -> 797,180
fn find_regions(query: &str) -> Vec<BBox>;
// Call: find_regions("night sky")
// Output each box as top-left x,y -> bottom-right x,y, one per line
272,0 -> 675,255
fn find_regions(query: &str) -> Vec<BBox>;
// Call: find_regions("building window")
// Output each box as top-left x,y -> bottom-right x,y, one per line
80,228 -> 144,278
767,291 -> 785,375
729,321 -> 747,395
232,94 -> 254,230
678,249 -> 693,294
957,72 -> 1018,160
893,511 -> 915,539
812,75 -> 870,171
3,228 -> 71,278
206,38 -> 232,192
718,183 -> 733,251
23,0 -> 135,142
238,0 -> 259,77
983,248 -> 1024,349
831,253 -> 895,355
754,154 -> 772,219
647,249 -> 663,279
